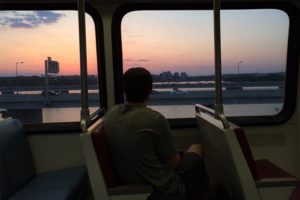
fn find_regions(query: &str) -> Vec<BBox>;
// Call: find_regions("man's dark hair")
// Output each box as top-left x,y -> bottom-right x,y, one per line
123,67 -> 153,103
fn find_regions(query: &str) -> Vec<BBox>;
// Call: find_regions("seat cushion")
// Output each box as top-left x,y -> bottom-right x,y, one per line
255,159 -> 294,179
8,166 -> 88,200
8,188 -> 72,200
289,182 -> 300,200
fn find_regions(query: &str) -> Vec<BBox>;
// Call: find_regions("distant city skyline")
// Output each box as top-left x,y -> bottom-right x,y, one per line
0,70 -> 285,78
0,9 -> 289,76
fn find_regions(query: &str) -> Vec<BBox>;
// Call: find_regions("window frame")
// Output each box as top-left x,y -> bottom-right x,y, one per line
112,2 -> 300,128
0,3 -> 107,133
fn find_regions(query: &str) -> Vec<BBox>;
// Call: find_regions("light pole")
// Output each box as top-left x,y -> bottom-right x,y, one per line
15,61 -> 24,95
237,61 -> 243,74
16,61 -> 24,77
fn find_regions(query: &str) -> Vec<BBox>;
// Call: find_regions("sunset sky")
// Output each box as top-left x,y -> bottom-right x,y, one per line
0,11 -> 97,76
0,9 -> 289,76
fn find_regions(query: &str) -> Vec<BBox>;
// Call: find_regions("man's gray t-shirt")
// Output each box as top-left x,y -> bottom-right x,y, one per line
104,104 -> 185,200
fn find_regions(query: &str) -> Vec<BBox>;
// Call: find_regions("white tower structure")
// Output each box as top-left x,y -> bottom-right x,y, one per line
44,57 -> 59,105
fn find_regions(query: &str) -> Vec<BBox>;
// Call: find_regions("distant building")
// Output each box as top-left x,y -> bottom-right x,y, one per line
180,72 -> 188,80
159,71 -> 173,81
154,71 -> 189,82
46,57 -> 59,75
173,72 -> 180,81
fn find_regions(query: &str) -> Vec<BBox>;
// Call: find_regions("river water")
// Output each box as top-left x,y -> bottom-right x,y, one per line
0,85 -> 283,123
42,103 -> 283,123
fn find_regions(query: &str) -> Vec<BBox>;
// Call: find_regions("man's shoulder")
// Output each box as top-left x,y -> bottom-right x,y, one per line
141,107 -> 166,120
105,104 -> 124,115
110,104 -> 163,116
105,104 -> 166,124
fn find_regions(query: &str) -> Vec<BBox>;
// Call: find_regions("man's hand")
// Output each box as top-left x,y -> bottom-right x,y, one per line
166,153 -> 181,169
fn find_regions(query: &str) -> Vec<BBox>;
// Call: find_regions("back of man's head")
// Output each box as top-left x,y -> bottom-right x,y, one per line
123,67 -> 152,103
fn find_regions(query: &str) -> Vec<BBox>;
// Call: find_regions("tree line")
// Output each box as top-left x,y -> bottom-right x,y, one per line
0,72 -> 284,87
0,75 -> 98,87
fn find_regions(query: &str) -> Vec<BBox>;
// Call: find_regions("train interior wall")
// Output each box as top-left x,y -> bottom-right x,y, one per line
4,1 -> 299,199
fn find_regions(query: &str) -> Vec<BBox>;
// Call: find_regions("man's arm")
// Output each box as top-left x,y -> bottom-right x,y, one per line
154,114 -> 180,168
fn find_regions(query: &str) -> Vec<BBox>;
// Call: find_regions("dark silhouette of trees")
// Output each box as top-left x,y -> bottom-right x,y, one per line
0,73 -> 284,88
0,75 -> 98,87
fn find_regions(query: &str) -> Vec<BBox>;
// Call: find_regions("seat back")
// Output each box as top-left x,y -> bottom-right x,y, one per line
0,118 -> 35,199
90,120 -> 119,188
233,127 -> 259,180
81,119 -> 151,200
195,105 -> 261,200
233,125 -> 295,183
81,119 -> 112,200
289,182 -> 300,200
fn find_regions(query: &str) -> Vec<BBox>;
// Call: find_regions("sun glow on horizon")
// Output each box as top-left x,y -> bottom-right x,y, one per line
0,11 -> 97,76
121,9 -> 289,75
0,9 -> 289,77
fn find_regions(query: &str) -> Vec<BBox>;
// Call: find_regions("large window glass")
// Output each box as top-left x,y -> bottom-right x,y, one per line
121,9 -> 289,119
0,10 -> 99,123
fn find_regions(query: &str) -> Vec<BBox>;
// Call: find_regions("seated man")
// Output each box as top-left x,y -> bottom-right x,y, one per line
104,67 -> 207,200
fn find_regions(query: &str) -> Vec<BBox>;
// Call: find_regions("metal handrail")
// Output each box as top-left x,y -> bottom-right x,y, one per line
213,0 -> 224,115
194,0 -> 229,129
78,0 -> 90,124
195,104 -> 215,116
195,104 -> 229,129
80,107 -> 106,133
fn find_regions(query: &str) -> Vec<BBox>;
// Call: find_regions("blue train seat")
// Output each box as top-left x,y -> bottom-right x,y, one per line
0,117 -> 88,200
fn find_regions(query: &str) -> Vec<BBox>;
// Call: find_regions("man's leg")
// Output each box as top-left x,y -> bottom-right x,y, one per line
181,144 -> 209,200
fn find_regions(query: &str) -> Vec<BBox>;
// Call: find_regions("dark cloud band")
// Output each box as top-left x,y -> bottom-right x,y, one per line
124,58 -> 150,62
0,11 -> 65,29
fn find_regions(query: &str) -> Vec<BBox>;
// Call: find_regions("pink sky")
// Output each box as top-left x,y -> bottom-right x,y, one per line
122,10 -> 289,75
0,9 -> 289,76
0,11 -> 97,76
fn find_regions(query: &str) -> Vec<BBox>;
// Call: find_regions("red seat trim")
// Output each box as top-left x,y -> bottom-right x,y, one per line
255,159 -> 295,179
234,127 -> 260,180
234,127 -> 295,180
91,124 -> 119,188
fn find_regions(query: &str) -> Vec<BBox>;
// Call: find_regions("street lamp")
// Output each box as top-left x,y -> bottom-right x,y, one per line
16,61 -> 24,77
237,61 -> 243,74
15,61 -> 24,95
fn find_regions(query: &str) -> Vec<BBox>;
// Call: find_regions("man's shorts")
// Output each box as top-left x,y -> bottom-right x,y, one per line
179,152 -> 206,200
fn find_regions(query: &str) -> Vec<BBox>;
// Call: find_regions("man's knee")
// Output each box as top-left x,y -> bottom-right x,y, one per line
187,144 -> 203,158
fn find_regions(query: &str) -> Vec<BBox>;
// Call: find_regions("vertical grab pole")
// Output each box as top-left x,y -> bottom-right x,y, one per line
213,0 -> 224,116
78,0 -> 90,122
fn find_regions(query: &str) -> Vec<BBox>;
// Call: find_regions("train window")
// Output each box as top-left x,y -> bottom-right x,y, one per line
221,10 -> 288,117
0,10 -> 99,124
120,9 -> 289,119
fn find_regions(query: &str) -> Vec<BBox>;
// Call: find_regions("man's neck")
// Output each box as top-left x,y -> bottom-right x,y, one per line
125,101 -> 147,107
